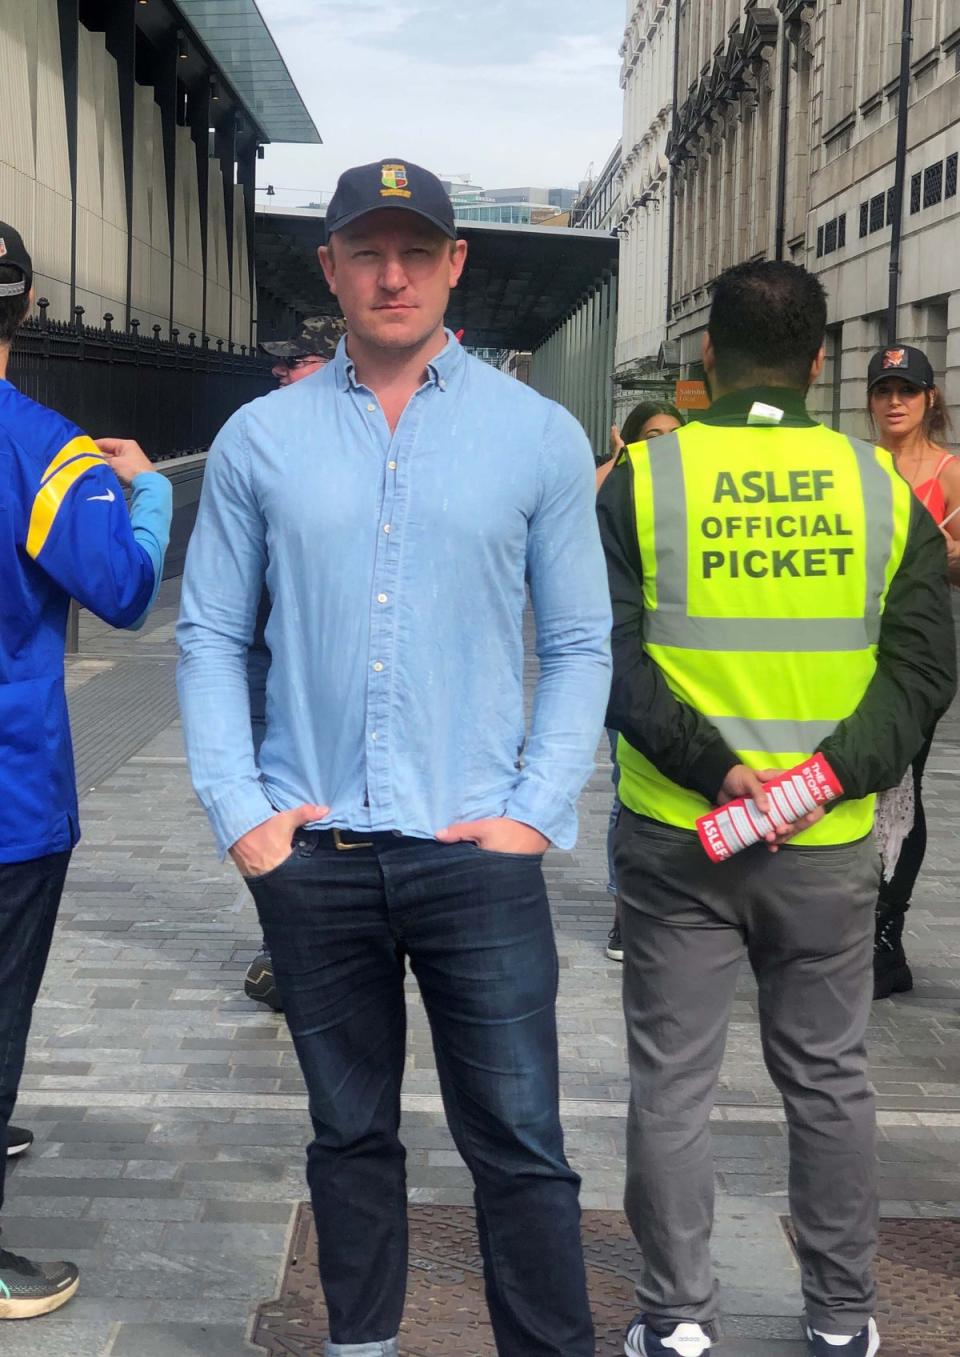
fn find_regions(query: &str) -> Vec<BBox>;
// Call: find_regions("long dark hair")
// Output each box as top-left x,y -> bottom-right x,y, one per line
620,400 -> 684,445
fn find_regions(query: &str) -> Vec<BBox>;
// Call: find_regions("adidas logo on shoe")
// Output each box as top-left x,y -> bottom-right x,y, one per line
625,1316 -> 712,1356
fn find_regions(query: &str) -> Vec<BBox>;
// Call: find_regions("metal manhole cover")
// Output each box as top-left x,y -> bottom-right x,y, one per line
253,1205 -> 643,1355
783,1217 -> 960,1357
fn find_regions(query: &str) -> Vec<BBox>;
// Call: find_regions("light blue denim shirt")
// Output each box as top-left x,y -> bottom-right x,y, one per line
176,332 -> 612,857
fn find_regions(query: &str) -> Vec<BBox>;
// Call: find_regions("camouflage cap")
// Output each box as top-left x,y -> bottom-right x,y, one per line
260,315 -> 346,360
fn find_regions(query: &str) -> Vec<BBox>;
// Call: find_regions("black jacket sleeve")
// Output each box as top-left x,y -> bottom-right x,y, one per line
597,458 -> 739,802
819,496 -> 957,798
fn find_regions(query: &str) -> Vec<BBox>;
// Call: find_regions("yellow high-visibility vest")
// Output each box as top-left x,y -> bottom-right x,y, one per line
617,420 -> 913,845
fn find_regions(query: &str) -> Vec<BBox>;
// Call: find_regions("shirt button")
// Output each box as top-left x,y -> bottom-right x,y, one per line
372,661 -> 384,672
383,523 -> 391,533
387,460 -> 397,471
367,403 -> 376,412
377,593 -> 388,604
371,731 -> 379,741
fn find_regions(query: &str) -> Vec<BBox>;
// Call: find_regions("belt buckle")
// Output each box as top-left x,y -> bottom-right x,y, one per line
332,828 -> 374,851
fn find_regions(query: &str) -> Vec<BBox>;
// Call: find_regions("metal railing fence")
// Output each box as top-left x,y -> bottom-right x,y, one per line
8,301 -> 274,461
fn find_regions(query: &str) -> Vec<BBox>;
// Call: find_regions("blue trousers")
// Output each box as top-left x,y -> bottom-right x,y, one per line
247,832 -> 593,1357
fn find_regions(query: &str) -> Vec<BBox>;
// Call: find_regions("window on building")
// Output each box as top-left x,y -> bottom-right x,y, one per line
859,202 -> 869,238
910,172 -> 922,213
947,153 -> 958,200
817,224 -> 824,258
869,193 -> 885,232
886,187 -> 896,225
824,219 -> 837,254
923,161 -> 943,208
837,213 -> 846,248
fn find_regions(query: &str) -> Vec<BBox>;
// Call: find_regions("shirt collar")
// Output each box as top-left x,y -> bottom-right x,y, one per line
699,385 -> 816,427
333,328 -> 464,393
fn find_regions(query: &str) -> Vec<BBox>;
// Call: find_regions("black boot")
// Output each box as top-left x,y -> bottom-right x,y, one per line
873,908 -> 913,1000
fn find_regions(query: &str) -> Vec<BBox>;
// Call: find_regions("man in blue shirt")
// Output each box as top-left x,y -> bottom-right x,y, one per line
177,161 -> 611,1356
0,222 -> 172,1319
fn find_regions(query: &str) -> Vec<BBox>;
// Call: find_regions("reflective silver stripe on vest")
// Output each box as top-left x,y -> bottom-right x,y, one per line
646,613 -> 875,651
706,714 -> 839,751
848,435 -> 895,623
643,431 -> 890,653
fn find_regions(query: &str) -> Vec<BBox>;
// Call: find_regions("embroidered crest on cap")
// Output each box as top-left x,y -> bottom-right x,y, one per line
380,163 -> 412,199
882,349 -> 907,369
0,239 -> 7,258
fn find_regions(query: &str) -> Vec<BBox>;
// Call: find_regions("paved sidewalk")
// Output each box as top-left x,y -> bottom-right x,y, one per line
3,583 -> 958,1355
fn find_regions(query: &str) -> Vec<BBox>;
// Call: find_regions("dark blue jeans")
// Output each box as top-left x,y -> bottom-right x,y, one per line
0,850 -> 71,1211
247,832 -> 593,1357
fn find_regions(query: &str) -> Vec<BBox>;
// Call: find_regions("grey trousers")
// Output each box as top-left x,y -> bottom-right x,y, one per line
614,807 -> 880,1338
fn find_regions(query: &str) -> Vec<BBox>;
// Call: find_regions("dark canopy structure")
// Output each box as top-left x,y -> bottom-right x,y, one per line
255,208 -> 619,351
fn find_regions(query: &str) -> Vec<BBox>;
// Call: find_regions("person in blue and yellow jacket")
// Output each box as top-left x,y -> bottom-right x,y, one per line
0,222 -> 172,1320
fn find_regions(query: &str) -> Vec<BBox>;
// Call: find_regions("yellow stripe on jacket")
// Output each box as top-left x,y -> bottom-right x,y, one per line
38,435 -> 104,487
27,441 -> 107,559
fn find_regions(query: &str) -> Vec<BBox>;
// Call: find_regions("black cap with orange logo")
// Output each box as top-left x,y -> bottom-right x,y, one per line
867,345 -> 934,391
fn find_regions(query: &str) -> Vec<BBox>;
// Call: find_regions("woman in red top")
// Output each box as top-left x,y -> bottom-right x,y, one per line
868,345 -> 958,999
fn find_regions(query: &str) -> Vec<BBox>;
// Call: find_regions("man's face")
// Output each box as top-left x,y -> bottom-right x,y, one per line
273,355 -> 327,388
318,210 -> 467,354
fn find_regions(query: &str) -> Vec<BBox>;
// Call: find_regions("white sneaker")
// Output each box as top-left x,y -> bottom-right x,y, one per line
805,1317 -> 880,1357
625,1316 -> 712,1356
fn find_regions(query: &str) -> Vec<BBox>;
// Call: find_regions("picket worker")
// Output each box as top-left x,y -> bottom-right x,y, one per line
597,261 -> 956,1357
0,222 -> 172,1319
177,160 -> 610,1357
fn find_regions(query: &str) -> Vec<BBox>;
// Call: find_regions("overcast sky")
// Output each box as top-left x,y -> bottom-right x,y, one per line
255,0 -> 625,207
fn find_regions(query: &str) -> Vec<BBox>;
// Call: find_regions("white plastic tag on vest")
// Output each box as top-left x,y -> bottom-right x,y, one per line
746,401 -> 785,426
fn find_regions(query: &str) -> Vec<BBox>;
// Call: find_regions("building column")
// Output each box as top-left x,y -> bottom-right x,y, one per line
56,0 -> 79,314
215,107 -> 238,347
839,317 -> 882,439
945,293 -> 960,425
104,0 -> 136,328
237,136 -> 258,351
188,77 -> 212,342
156,31 -> 179,338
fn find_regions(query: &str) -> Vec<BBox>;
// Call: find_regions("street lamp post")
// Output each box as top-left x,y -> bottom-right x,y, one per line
887,0 -> 914,345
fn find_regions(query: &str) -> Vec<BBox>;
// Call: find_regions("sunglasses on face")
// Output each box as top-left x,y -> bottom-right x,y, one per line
277,355 -> 321,370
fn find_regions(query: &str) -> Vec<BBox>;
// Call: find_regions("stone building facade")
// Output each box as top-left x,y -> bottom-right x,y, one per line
0,0 -> 318,348
613,0 -> 676,404
665,0 -> 960,436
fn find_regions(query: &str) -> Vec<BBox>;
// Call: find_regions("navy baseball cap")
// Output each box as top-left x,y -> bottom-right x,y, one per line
867,345 -> 934,391
326,160 -> 456,239
0,222 -> 32,296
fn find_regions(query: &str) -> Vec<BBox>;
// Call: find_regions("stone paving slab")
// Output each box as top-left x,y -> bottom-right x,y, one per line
0,587 -> 956,1355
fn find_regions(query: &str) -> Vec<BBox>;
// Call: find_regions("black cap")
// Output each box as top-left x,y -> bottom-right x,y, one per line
0,222 -> 32,297
326,160 -> 456,239
867,345 -> 934,391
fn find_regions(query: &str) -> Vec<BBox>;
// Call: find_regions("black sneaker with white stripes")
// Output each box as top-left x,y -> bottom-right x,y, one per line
5,1127 -> 33,1158
806,1318 -> 880,1357
625,1316 -> 711,1355
0,1247 -> 79,1319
